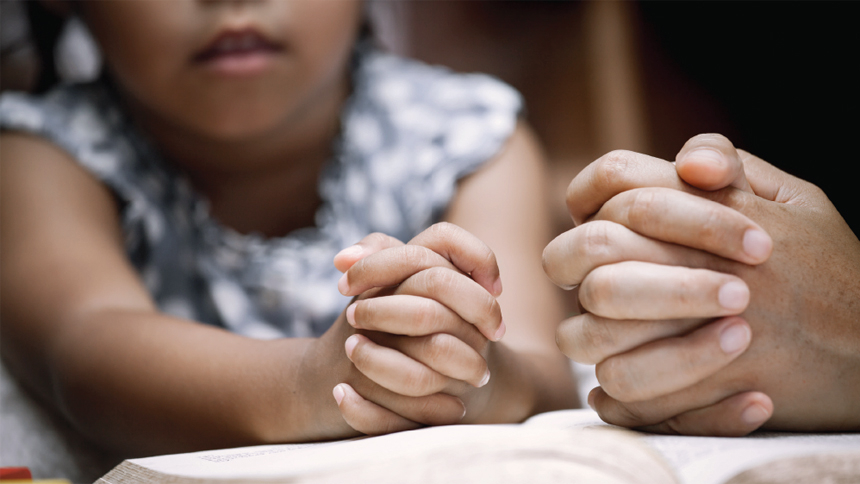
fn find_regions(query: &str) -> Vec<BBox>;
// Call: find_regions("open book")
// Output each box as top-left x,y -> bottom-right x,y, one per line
96,409 -> 860,484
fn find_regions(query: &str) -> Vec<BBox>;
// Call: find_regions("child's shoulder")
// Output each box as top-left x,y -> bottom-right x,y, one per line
1,82 -> 118,141
0,81 -> 164,197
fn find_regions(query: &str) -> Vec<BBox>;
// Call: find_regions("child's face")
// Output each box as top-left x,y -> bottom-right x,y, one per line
78,0 -> 363,141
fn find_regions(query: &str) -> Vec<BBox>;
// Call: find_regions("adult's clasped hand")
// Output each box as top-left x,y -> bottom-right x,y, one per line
544,133 -> 860,436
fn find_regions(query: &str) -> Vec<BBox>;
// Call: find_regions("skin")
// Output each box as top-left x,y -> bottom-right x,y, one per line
0,0 -> 576,456
77,0 -> 361,237
544,133 -> 860,435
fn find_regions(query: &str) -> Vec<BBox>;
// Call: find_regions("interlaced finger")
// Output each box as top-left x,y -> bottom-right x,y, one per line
345,334 -> 449,397
579,261 -> 750,321
595,317 -> 751,402
339,245 -> 457,297
556,312 -> 705,365
593,187 -> 772,265
408,222 -> 502,297
542,220 -> 715,290
393,266 -> 503,342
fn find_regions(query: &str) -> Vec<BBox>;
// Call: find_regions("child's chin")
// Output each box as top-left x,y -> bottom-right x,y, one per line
194,112 -> 284,143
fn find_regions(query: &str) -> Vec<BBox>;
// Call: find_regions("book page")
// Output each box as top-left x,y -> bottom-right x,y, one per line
526,409 -> 860,484
98,423 -> 675,484
641,430 -> 860,484
99,409 -> 860,484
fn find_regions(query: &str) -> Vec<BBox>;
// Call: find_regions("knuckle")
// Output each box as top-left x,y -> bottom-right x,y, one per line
412,397 -> 439,423
579,221 -> 616,261
614,402 -> 649,428
578,317 -> 616,364
423,333 -> 457,364
427,222 -> 456,239
697,205 -> 727,245
557,316 -> 604,363
662,416 -> 686,436
412,266 -> 448,294
593,393 -> 648,428
414,395 -> 460,425
673,270 -> 709,309
402,366 -> 437,396
402,244 -> 432,270
433,267 -> 459,291
595,150 -> 637,187
625,189 -> 662,230
365,232 -> 391,247
711,186 -> 747,211
595,357 -> 634,401
579,267 -> 617,315
731,190 -> 756,215
805,182 -> 827,201
413,299 -> 445,334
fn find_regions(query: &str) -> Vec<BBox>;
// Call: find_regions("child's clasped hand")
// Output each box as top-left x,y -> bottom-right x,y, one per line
303,223 -> 507,435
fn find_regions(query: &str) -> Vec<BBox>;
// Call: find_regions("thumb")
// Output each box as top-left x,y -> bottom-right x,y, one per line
738,150 -> 818,205
333,233 -> 405,273
675,133 -> 753,193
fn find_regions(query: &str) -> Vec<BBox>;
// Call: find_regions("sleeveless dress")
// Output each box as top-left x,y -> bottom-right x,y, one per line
0,45 -> 522,339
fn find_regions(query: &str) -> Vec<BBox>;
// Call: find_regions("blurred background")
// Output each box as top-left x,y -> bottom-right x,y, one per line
369,1 -> 860,236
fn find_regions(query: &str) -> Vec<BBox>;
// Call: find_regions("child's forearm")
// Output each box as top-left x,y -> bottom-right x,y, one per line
41,308 -> 348,456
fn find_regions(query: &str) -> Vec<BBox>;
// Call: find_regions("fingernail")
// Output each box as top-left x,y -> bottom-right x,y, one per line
478,370 -> 491,388
492,278 -> 503,296
346,303 -> 358,327
492,320 -> 506,341
335,245 -> 363,260
719,321 -> 751,354
741,403 -> 770,426
743,229 -> 772,261
337,273 -> 350,295
689,149 -> 725,167
344,334 -> 360,358
332,385 -> 345,405
719,281 -> 749,311
587,389 -> 596,410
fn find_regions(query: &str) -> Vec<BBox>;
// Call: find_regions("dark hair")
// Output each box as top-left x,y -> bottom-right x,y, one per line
24,1 -> 66,93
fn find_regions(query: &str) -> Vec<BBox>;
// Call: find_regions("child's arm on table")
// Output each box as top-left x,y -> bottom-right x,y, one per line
332,122 -> 579,432
0,134 -> 456,456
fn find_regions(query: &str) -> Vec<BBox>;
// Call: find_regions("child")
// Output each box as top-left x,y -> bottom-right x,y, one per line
0,0 -> 576,459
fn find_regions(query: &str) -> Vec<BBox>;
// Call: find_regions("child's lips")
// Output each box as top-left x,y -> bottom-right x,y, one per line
193,29 -> 283,76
